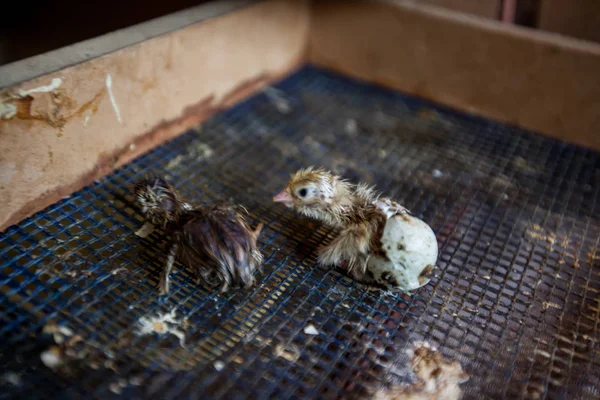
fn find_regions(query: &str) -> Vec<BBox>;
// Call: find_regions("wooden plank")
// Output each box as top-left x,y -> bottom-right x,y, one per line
0,1 -> 259,88
309,0 -> 600,151
421,0 -> 500,19
539,0 -> 600,43
0,0 -> 310,231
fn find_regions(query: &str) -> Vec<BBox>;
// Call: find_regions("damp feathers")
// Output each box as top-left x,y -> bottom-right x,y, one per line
134,177 -> 263,294
135,177 -> 187,228
176,205 -> 263,293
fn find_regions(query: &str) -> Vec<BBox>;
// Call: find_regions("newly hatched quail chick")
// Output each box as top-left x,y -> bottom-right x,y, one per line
273,167 -> 438,291
134,177 -> 264,295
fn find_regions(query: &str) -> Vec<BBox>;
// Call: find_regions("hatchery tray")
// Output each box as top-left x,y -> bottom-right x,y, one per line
1,66 -> 599,399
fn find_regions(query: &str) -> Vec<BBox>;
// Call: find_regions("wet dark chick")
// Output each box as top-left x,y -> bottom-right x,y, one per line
134,177 -> 264,295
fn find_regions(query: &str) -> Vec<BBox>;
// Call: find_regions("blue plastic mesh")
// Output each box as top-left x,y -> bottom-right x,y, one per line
1,66 -> 599,399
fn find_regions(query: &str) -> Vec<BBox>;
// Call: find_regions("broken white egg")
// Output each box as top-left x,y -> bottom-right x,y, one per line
367,207 -> 438,291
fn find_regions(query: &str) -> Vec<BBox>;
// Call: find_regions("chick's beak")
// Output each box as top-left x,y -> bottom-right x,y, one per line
273,189 -> 293,204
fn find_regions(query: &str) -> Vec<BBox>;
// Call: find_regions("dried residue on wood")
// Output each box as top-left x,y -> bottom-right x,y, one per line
373,342 -> 469,400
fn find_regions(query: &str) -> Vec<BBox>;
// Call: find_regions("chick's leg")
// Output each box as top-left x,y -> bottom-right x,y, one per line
252,223 -> 264,244
159,241 -> 178,295
318,224 -> 371,279
249,222 -> 265,267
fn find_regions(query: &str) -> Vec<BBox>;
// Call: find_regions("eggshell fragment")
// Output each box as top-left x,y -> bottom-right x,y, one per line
367,213 -> 438,291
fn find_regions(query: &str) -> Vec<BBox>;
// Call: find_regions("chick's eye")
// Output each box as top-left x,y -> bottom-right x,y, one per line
298,188 -> 308,197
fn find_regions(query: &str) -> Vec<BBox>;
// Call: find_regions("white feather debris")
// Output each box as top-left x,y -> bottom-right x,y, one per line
40,346 -> 64,369
136,309 -> 186,347
42,323 -> 74,344
105,73 -> 122,123
135,222 -> 155,238
373,341 -> 469,400
303,324 -> 319,335
1,372 -> 22,386
345,119 -> 358,136
213,361 -> 225,371
264,87 -> 291,114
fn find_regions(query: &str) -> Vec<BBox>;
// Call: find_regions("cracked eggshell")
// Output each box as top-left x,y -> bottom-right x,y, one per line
367,213 -> 438,291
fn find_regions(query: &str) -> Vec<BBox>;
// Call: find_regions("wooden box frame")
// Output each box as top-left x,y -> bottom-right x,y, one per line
1,0 -> 599,231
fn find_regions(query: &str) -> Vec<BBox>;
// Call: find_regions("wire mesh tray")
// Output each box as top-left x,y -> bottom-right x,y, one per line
1,66 -> 599,399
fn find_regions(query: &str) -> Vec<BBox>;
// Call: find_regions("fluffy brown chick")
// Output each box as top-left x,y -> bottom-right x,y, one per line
273,167 -> 438,291
272,167 -> 386,279
135,177 -> 264,295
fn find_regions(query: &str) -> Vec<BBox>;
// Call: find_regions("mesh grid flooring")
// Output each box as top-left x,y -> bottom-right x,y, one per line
1,65 -> 599,399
